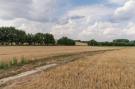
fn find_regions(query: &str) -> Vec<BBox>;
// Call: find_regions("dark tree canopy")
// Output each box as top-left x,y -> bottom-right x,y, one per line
0,27 -> 55,46
57,37 -> 75,46
1,27 -> 135,47
88,39 -> 98,46
88,39 -> 135,46
113,39 -> 129,43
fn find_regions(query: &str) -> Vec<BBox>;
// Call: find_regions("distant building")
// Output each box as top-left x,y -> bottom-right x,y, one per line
75,42 -> 88,46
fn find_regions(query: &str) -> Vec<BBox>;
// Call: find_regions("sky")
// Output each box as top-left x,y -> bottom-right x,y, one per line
0,0 -> 135,41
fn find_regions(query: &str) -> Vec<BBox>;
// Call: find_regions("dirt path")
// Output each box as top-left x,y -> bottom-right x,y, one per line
0,64 -> 57,87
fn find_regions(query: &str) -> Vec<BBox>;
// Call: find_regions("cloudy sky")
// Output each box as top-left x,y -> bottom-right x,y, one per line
0,0 -> 135,41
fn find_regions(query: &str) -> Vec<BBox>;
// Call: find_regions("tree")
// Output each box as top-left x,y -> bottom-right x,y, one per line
57,37 -> 75,46
44,33 -> 55,45
16,30 -> 27,45
0,27 -> 18,45
34,33 -> 44,45
0,27 -> 56,46
88,39 -> 98,46
26,34 -> 34,45
113,39 -> 129,43
88,39 -> 135,46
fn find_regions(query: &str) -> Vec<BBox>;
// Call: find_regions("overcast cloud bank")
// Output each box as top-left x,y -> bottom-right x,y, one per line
0,0 -> 134,41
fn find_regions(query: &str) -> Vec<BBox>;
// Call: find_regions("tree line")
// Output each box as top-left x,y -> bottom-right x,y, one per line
88,39 -> 135,46
0,27 -> 75,46
2,27 -> 135,46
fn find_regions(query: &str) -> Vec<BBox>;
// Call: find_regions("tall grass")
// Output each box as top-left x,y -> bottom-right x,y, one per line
19,56 -> 29,65
10,57 -> 18,66
0,57 -> 29,70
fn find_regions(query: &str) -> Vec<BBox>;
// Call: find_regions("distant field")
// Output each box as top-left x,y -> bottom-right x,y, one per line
0,46 -> 117,62
4,48 -> 135,89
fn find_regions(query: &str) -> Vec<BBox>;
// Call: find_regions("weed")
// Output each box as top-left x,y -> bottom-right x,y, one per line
0,62 -> 9,69
10,57 -> 18,66
20,56 -> 29,65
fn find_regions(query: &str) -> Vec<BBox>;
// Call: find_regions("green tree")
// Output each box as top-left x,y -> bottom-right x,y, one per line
88,39 -> 98,46
57,37 -> 75,46
44,33 -> 55,45
26,34 -> 34,45
34,33 -> 44,45
113,39 -> 129,43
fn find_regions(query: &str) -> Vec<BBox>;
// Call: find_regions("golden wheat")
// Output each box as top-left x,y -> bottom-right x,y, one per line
0,46 -> 116,62
4,48 -> 135,89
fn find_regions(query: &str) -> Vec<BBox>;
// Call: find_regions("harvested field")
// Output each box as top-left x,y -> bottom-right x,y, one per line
0,46 -> 117,62
2,47 -> 135,89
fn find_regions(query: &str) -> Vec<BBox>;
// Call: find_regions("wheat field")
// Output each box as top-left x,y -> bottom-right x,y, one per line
0,46 -> 116,62
3,47 -> 135,89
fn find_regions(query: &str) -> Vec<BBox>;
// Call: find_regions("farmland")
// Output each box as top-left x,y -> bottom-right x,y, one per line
2,47 -> 135,89
1,0 -> 135,89
0,46 -> 116,62
0,46 -> 118,80
0,46 -> 135,89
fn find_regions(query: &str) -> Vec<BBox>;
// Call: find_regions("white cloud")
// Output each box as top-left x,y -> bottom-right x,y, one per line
66,5 -> 113,21
30,0 -> 60,22
0,0 -> 135,41
51,19 -> 76,39
0,0 -> 65,34
0,18 -> 54,34
124,22 -> 135,35
51,5 -> 116,41
0,0 -> 61,22
114,0 -> 135,20
108,0 -> 128,5
78,21 -> 125,41
51,2 -> 135,41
